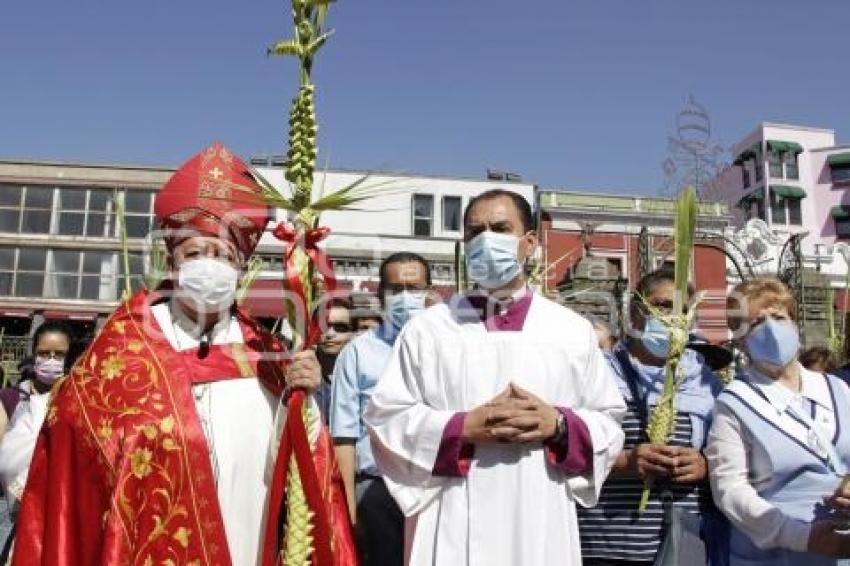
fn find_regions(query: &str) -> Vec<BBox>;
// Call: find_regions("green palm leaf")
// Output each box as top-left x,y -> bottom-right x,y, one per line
308,176 -> 399,212
113,190 -> 132,302
673,187 -> 697,315
246,168 -> 297,211
236,256 -> 266,305
267,39 -> 302,57
305,30 -> 334,57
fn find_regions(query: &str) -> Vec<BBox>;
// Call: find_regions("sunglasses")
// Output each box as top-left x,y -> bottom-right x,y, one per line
327,323 -> 353,334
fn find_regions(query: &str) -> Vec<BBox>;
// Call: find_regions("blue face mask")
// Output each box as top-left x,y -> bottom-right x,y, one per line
641,317 -> 671,358
465,232 -> 523,289
385,291 -> 426,332
746,318 -> 799,369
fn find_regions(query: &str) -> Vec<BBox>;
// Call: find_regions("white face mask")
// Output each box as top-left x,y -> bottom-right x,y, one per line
385,291 -> 427,333
465,231 -> 523,289
177,258 -> 238,314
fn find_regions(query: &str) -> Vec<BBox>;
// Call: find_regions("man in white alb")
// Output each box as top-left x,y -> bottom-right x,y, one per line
365,189 -> 626,566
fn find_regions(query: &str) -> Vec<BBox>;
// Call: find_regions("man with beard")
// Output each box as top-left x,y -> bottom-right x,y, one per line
365,189 -> 625,566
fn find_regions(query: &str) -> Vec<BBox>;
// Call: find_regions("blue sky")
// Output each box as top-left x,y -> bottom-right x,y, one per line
1,0 -> 847,195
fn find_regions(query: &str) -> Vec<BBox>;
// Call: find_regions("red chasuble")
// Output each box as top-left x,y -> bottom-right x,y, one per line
13,289 -> 356,565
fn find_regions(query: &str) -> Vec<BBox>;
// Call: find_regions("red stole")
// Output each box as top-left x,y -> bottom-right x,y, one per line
13,290 -> 285,565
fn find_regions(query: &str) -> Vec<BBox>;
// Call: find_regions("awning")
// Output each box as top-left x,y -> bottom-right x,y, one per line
771,185 -> 806,199
733,144 -> 760,166
766,140 -> 803,154
831,205 -> 850,220
742,188 -> 764,201
736,187 -> 764,208
828,153 -> 850,167
0,309 -> 32,318
41,310 -> 98,321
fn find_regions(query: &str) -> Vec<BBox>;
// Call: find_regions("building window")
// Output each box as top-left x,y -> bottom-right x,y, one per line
58,188 -> 87,236
412,194 -> 434,237
832,166 -> 850,184
770,192 -> 787,224
86,189 -> 114,237
116,253 -> 146,299
14,247 -> 46,297
768,151 -> 783,178
742,167 -> 750,189
746,198 -> 766,221
43,248 -> 119,300
0,247 -> 14,296
754,154 -> 763,182
787,198 -> 802,225
22,186 -> 54,234
0,185 -> 23,233
442,196 -> 462,232
837,220 -> 850,238
0,245 -> 127,300
784,152 -> 799,180
47,249 -> 82,299
746,202 -> 756,220
2,185 -> 154,239
121,190 -> 155,238
81,251 -> 113,299
259,254 -> 284,271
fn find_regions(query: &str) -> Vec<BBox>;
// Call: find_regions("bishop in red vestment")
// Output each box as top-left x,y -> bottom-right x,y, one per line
13,143 -> 356,565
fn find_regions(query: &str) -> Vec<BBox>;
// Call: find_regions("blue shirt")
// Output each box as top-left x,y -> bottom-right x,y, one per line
329,324 -> 396,475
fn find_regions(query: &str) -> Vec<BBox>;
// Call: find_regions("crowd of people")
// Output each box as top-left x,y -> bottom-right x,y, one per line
3,143 -> 850,565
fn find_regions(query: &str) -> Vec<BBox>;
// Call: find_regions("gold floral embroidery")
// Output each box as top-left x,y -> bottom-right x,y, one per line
173,526 -> 191,548
46,405 -> 58,427
97,419 -> 113,440
129,448 -> 153,479
101,355 -> 126,380
141,424 -> 158,440
68,302 -> 235,564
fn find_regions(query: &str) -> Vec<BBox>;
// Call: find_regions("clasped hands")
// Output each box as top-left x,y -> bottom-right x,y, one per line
462,383 -> 559,445
629,443 -> 707,484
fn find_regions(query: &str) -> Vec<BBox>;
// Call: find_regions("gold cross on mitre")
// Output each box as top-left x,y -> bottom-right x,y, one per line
209,166 -> 224,180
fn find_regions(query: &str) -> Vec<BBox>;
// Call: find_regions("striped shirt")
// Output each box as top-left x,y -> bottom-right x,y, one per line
577,402 -> 713,562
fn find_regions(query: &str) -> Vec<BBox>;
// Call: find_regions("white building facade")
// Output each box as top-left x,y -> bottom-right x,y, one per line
0,157 -> 534,364
252,164 -> 534,295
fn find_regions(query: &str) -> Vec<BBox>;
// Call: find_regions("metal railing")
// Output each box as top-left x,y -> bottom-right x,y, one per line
0,334 -> 29,387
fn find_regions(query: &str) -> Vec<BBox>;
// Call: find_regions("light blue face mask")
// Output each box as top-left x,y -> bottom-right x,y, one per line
746,318 -> 799,369
465,231 -> 523,289
641,316 -> 671,358
385,291 -> 426,332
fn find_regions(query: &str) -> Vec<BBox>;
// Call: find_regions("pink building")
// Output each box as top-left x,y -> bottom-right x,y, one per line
711,123 -> 850,346
715,122 -> 850,259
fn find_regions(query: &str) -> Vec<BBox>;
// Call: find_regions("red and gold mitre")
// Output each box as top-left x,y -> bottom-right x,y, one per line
154,142 -> 271,257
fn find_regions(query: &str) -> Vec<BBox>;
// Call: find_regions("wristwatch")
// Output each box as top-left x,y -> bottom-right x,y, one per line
551,411 -> 566,443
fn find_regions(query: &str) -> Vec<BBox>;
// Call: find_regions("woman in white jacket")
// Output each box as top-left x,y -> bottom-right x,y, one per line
706,277 -> 850,565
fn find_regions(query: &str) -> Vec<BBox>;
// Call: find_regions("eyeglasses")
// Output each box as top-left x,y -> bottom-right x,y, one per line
327,323 -> 353,334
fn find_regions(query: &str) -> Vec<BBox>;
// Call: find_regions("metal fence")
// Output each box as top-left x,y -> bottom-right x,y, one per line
0,334 -> 30,386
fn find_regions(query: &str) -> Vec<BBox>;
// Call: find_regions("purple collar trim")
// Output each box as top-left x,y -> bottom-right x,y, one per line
464,289 -> 534,332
